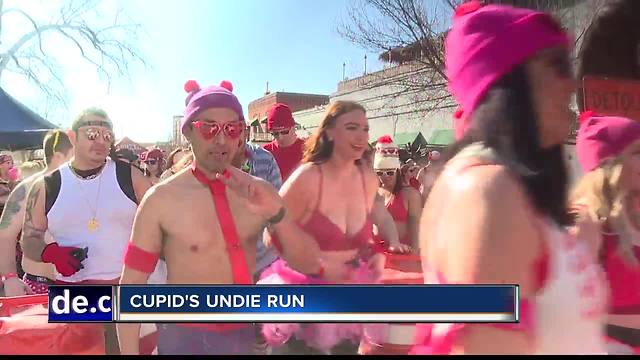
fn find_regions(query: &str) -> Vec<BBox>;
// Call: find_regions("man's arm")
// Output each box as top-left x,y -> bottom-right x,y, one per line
131,166 -> 153,204
0,181 -> 33,295
0,182 -> 28,273
118,187 -> 164,355
20,178 -> 48,261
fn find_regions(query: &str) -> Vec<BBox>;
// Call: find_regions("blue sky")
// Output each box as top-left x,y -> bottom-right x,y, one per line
1,0 -> 385,143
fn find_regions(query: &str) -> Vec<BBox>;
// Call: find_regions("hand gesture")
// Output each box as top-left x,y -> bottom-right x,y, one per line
217,165 -> 284,221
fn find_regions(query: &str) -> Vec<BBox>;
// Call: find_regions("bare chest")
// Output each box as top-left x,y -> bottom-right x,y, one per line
161,187 -> 265,255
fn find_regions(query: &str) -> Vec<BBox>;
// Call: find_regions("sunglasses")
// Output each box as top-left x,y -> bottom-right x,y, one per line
192,121 -> 243,140
85,128 -> 114,143
376,170 -> 396,177
379,148 -> 399,156
271,129 -> 290,137
145,159 -> 160,165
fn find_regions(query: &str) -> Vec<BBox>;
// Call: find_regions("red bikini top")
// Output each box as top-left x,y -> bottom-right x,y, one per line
300,165 -> 373,251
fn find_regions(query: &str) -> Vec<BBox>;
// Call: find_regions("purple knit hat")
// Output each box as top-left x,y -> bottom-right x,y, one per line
181,80 -> 245,135
446,1 -> 571,137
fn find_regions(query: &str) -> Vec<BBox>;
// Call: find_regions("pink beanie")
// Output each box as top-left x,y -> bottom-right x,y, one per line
576,111 -> 640,173
446,1 -> 571,139
181,80 -> 244,135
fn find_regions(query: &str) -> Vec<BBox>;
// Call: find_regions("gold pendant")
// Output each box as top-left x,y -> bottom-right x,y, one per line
88,218 -> 99,232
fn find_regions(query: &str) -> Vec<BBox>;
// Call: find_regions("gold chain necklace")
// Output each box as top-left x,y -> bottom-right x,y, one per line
69,163 -> 104,232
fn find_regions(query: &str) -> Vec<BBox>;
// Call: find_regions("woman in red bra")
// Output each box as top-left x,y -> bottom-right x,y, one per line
261,100 -> 384,354
571,113 -> 640,354
412,1 -> 605,354
373,136 -> 422,249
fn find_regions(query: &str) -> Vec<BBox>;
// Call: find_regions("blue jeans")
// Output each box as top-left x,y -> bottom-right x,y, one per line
157,323 -> 255,355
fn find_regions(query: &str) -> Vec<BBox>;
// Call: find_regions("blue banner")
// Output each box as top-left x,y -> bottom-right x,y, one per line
48,285 -> 113,322
49,285 -> 518,323
117,285 -> 517,323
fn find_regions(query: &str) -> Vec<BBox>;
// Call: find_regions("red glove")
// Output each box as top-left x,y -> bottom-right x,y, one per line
41,243 -> 87,277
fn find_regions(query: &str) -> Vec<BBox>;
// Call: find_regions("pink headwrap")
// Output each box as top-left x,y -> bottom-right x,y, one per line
576,111 -> 640,172
446,1 -> 571,139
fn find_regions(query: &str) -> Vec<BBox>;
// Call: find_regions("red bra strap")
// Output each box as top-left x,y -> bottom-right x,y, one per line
358,165 -> 369,211
191,166 -> 252,284
315,164 -> 324,212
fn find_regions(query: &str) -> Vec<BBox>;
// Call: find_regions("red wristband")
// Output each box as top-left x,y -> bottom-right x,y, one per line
1,272 -> 18,283
124,243 -> 160,274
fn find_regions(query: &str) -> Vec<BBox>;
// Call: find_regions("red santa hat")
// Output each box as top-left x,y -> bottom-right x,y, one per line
374,135 -> 401,169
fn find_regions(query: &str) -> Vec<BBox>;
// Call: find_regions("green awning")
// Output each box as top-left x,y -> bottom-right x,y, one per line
428,129 -> 455,146
250,119 -> 261,127
394,132 -> 426,147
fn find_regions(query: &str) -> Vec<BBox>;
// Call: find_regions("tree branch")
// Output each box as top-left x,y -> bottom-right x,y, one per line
0,1 -> 146,109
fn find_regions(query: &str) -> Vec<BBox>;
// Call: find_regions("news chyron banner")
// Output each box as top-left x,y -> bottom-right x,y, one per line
48,285 -> 519,323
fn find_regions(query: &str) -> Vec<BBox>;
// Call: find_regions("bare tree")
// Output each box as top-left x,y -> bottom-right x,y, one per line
337,0 -> 462,116
338,0 -> 605,118
0,0 -> 146,109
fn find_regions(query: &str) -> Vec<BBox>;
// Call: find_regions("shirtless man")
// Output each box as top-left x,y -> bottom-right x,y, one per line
117,80 -> 347,355
0,130 -> 73,296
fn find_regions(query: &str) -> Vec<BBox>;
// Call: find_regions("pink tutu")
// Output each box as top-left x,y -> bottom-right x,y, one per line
258,259 -> 381,353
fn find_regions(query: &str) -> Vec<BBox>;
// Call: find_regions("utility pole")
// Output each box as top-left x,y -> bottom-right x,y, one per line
342,62 -> 346,81
364,54 -> 367,75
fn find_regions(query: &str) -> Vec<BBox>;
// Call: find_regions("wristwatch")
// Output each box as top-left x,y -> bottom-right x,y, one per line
266,207 -> 287,227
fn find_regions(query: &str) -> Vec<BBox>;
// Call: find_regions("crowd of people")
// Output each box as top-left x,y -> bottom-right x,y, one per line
0,0 -> 639,355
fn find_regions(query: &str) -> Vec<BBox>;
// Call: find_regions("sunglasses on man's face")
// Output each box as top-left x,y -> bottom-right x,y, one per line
271,129 -> 290,137
192,121 -> 243,140
146,159 -> 159,165
84,128 -> 114,143
376,170 -> 396,177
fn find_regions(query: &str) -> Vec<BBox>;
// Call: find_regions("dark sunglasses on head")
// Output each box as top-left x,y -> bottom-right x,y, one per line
376,170 -> 396,177
85,128 -> 114,142
271,129 -> 290,137
192,121 -> 243,140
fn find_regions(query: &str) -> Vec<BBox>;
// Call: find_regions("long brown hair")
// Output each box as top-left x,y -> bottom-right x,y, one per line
570,156 -> 638,265
303,100 -> 366,164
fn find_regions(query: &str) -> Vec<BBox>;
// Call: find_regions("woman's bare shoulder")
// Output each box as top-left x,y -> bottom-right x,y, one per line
280,163 -> 320,196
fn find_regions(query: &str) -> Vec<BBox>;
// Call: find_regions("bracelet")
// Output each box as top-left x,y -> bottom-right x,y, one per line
1,272 -> 18,283
267,206 -> 287,227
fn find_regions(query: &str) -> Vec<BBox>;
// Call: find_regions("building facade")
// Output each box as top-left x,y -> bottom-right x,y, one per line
247,92 -> 330,143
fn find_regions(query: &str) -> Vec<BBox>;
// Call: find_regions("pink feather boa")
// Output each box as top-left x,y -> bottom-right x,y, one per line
258,259 -> 381,353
